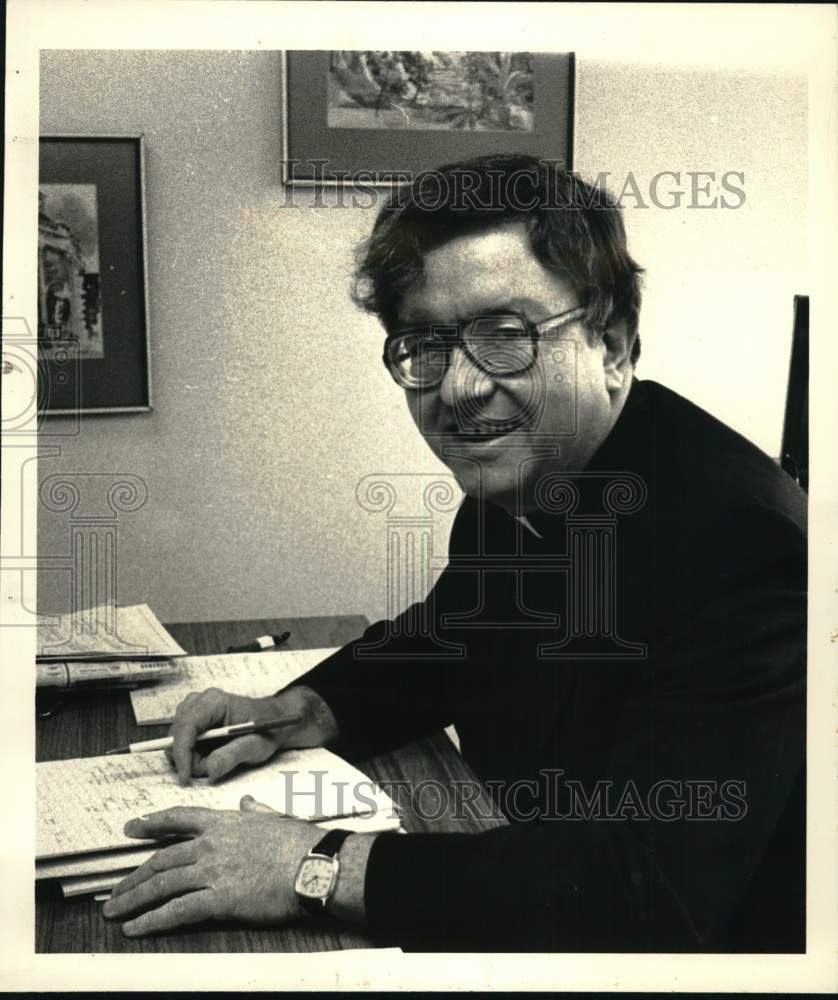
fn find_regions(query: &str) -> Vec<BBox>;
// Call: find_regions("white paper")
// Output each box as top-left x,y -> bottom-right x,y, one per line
37,845 -> 158,880
36,747 -> 398,859
130,647 -> 338,725
37,603 -> 187,661
38,811 -> 401,884
314,813 -> 403,834
60,870 -> 131,898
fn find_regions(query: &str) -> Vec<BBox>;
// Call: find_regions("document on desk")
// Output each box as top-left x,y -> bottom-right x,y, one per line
36,747 -> 398,859
37,844 -> 159,880
37,602 -> 186,662
37,810 -> 402,883
129,647 -> 339,725
60,870 -> 134,899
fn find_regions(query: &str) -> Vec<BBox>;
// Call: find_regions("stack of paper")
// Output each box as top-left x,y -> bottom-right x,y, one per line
36,603 -> 184,690
37,603 -> 186,661
130,647 -> 338,725
36,747 -> 402,897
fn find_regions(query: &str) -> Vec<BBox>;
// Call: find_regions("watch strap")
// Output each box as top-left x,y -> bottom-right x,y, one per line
310,827 -> 352,860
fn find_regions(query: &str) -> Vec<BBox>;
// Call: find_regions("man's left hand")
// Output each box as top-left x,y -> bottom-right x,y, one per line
102,798 -> 323,936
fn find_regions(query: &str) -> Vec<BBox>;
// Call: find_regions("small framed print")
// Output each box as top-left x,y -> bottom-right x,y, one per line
38,135 -> 152,414
282,51 -> 575,185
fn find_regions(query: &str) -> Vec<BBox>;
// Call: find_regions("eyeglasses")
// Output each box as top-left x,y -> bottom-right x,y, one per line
383,306 -> 586,390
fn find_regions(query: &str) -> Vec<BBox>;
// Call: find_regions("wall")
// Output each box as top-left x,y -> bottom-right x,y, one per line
575,60 -> 807,441
38,50 -> 808,624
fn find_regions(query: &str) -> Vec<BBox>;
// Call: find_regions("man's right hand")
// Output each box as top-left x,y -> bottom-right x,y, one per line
165,684 -> 340,786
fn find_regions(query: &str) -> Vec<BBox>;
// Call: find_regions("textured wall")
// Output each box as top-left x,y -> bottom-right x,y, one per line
575,60 -> 807,446
38,50 -> 807,624
38,49 -> 450,624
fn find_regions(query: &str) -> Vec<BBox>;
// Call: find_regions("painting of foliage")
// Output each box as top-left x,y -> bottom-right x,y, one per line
327,51 -> 535,132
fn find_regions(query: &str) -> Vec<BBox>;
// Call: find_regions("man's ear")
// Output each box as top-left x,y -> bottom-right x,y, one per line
601,320 -> 635,392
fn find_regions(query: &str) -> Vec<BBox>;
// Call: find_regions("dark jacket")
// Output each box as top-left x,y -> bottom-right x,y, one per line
302,379 -> 806,952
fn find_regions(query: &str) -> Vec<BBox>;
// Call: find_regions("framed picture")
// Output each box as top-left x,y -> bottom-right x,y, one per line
282,51 -> 574,185
38,135 -> 151,414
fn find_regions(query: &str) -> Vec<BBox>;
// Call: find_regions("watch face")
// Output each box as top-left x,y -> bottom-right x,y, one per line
295,855 -> 337,900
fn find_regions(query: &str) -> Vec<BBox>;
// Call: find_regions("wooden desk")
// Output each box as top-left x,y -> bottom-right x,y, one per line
36,615 -> 506,953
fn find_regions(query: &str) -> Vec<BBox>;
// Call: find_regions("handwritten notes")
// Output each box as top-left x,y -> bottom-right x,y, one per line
37,603 -> 186,661
129,647 -> 338,725
36,748 -> 398,859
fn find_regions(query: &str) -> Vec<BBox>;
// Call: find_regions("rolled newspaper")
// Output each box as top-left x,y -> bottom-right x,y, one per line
36,660 -> 177,688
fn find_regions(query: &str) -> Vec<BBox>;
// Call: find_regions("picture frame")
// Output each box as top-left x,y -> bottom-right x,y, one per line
282,51 -> 575,185
38,134 -> 152,415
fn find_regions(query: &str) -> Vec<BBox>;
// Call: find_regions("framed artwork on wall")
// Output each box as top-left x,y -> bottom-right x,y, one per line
38,134 -> 152,415
282,51 -> 575,185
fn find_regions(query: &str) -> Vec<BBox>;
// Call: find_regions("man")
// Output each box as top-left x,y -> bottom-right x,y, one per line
103,155 -> 806,951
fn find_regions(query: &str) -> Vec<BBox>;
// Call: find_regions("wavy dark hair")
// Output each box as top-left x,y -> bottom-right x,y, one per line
352,153 -> 644,364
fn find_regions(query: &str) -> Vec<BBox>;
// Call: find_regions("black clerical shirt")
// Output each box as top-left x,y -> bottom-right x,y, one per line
301,379 -> 806,952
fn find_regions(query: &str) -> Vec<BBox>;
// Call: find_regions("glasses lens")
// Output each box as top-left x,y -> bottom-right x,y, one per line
465,316 -> 534,376
387,316 -> 536,387
388,333 -> 450,388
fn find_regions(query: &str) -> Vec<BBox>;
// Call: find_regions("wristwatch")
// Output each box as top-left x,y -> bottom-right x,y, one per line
294,828 -> 352,915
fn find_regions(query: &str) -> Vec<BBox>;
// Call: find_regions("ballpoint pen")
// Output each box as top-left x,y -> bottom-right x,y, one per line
105,714 -> 303,755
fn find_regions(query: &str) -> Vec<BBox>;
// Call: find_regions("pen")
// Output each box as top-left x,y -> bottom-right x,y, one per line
105,714 -> 303,755
226,631 -> 291,654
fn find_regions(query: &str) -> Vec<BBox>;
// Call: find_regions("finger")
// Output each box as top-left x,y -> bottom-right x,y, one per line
121,889 -> 217,938
103,863 -> 205,920
204,734 -> 278,783
165,748 -> 206,775
169,688 -> 230,786
163,694 -> 202,767
109,840 -> 197,899
240,794 -> 277,814
123,806 -> 214,839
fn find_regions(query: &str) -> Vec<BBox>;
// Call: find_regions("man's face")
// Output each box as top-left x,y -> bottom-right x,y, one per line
397,223 -> 626,511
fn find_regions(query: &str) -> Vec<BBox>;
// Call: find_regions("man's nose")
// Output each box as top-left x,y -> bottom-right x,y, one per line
438,344 -> 496,410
